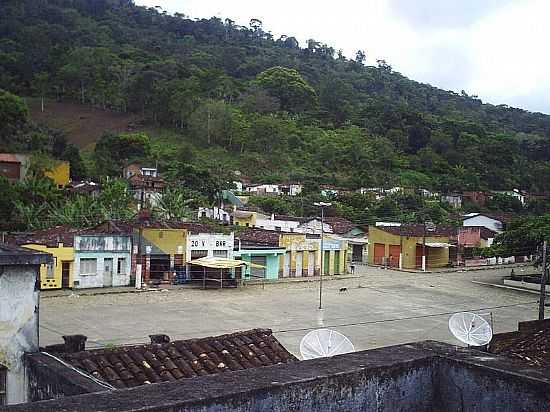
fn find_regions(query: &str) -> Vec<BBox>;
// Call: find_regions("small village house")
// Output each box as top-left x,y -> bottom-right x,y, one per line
440,193 -> 463,208
245,183 -> 281,196
234,229 -> 286,280
232,210 -> 257,227
323,217 -> 368,264
73,229 -> 132,289
255,214 -> 303,232
462,191 -> 489,207
279,183 -> 303,196
462,212 -> 509,233
123,163 -> 165,209
0,244 -> 51,405
456,226 -> 497,265
492,189 -> 526,206
279,233 -> 348,277
0,153 -> 69,187
11,226 -> 78,290
368,224 -> 455,270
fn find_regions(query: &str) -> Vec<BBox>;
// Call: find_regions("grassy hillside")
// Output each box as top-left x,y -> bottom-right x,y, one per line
27,99 -> 144,149
2,1 -> 550,191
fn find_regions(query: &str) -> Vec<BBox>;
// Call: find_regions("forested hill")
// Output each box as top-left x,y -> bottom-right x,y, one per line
3,0 -> 550,191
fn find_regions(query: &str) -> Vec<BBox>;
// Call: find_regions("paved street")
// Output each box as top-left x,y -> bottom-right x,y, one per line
39,265 -> 541,357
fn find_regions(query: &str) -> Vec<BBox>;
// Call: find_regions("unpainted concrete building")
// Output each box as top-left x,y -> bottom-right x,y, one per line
0,244 -> 51,406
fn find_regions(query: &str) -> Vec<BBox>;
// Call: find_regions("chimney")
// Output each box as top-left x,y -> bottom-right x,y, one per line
62,335 -> 87,353
271,213 -> 275,221
149,334 -> 170,344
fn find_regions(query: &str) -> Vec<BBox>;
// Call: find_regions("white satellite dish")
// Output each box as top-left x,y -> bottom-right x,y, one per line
300,329 -> 355,360
448,312 -> 493,346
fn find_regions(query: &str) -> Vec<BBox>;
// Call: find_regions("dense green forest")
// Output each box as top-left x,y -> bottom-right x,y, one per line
2,0 -> 550,232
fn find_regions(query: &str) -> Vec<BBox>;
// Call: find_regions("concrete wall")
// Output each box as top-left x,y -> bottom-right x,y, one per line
187,233 -> 234,261
0,266 -> 39,405
73,252 -> 131,289
140,229 -> 186,256
20,244 -> 73,290
4,342 -> 550,411
368,227 -> 450,269
73,235 -> 132,289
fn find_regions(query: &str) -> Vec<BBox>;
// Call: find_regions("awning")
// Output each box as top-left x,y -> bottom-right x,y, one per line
189,257 -> 265,269
421,242 -> 456,248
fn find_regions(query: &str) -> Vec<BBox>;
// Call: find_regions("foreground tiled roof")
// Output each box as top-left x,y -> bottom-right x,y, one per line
0,243 -> 52,265
53,329 -> 297,389
489,319 -> 550,374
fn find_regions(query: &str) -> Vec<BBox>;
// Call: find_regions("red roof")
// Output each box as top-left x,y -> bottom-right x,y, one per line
51,329 -> 296,389
489,319 -> 550,375
0,153 -> 21,163
10,225 -> 81,248
323,217 -> 359,235
236,228 -> 280,246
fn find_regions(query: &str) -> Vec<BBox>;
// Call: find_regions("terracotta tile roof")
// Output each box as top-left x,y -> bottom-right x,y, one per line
10,225 -> 81,248
53,329 -> 297,389
323,217 -> 358,235
489,319 -> 550,374
375,224 -> 456,238
0,153 -> 21,162
235,228 -> 280,246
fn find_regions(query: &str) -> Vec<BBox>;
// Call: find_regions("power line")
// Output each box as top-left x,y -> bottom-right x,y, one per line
272,300 -> 538,334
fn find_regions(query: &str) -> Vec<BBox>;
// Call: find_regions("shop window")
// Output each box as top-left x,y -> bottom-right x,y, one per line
213,250 -> 228,258
80,258 -> 97,275
117,258 -> 127,274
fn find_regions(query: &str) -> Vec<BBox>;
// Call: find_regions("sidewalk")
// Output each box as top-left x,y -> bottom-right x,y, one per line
40,274 -> 361,298
366,262 -> 531,275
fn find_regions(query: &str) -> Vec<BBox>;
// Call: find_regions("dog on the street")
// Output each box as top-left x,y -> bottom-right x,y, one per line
339,287 -> 348,293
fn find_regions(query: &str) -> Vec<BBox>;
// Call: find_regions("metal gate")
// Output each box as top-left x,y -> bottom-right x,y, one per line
250,256 -> 266,279
374,243 -> 385,265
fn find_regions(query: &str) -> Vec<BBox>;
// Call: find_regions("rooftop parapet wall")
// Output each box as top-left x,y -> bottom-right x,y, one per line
4,341 -> 550,412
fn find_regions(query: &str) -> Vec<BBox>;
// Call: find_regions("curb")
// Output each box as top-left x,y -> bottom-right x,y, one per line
471,280 -> 550,296
367,262 -> 531,275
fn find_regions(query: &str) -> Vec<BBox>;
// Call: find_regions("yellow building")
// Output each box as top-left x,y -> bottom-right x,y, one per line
20,242 -> 74,289
279,233 -> 348,277
44,160 -> 70,188
232,210 -> 257,227
367,225 -> 455,270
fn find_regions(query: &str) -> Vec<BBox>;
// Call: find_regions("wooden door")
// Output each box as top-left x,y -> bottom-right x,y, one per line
61,262 -> 71,288
103,258 -> 113,287
374,243 -> 385,265
283,252 -> 290,277
307,251 -> 315,276
416,245 -> 423,268
389,245 -> 401,268
295,252 -> 303,277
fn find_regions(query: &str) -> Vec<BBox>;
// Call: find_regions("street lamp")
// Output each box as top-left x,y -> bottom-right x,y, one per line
314,202 -> 332,309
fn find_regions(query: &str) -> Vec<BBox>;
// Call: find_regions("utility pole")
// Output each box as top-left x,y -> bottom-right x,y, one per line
422,222 -> 427,272
314,202 -> 332,310
539,240 -> 548,320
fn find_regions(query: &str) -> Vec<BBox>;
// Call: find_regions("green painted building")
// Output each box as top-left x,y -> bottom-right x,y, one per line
235,247 -> 286,280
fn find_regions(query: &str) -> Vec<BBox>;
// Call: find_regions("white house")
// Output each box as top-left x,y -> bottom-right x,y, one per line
0,245 -> 51,405
73,234 -> 132,289
492,189 -> 526,206
463,213 -> 505,233
255,214 -> 303,232
295,218 -> 333,234
187,231 -> 235,261
197,207 -> 232,225
245,184 -> 281,196
280,183 -> 303,196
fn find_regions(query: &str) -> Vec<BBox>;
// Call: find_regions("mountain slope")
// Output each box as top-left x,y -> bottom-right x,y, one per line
2,0 -> 550,191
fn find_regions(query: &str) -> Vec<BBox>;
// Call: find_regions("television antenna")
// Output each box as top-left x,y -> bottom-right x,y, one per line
300,329 -> 355,360
448,312 -> 493,347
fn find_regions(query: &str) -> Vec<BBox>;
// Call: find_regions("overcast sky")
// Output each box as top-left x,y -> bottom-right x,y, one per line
135,0 -> 550,114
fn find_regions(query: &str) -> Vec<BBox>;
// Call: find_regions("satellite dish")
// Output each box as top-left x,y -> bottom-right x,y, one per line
300,329 -> 355,360
448,312 -> 493,346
